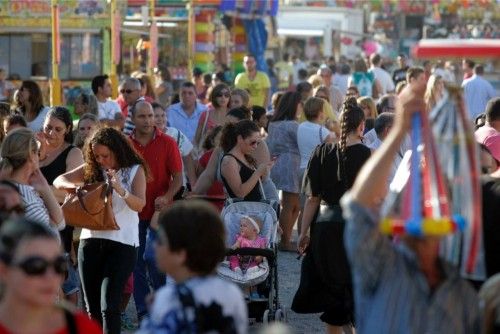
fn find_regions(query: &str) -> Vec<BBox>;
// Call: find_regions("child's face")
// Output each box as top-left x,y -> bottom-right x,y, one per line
240,219 -> 257,238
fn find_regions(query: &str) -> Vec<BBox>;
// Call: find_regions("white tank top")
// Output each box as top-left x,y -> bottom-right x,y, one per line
80,164 -> 140,247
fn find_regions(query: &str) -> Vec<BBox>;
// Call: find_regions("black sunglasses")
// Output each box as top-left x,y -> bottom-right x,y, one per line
216,92 -> 230,98
12,255 -> 68,276
120,89 -> 137,95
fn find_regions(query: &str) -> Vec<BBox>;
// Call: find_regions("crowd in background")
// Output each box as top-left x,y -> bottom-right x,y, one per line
0,48 -> 499,334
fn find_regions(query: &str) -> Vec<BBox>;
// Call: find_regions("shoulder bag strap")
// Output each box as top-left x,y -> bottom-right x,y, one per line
64,309 -> 78,334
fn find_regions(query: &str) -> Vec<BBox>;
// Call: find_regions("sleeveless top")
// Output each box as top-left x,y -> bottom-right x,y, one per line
80,164 -> 141,247
41,145 -> 75,185
220,154 -> 262,202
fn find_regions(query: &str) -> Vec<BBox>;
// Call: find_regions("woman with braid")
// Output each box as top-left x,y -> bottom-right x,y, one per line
292,97 -> 370,334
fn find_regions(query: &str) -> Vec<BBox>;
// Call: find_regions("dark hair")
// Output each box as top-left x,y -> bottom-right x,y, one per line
298,68 -> 308,80
252,106 -> 267,123
210,83 -> 230,108
220,120 -> 259,153
91,74 -> 109,95
181,81 -> 196,91
158,200 -> 225,275
406,67 -> 425,82
156,66 -> 171,82
76,92 -> 98,116
5,114 -> 27,129
83,127 -> 148,183
272,91 -> 302,122
374,112 -> 394,136
192,67 -> 203,77
377,94 -> 395,114
227,107 -> 251,121
45,107 -> 74,143
485,97 -> 500,123
202,125 -> 222,151
19,80 -> 44,117
0,219 -> 58,265
339,96 -> 365,157
151,101 -> 165,110
203,73 -> 212,86
296,82 -> 313,95
474,64 -> 484,75
370,53 -> 381,66
464,59 -> 475,70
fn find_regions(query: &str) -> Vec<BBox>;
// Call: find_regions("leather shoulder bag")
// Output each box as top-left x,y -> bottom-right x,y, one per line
62,181 -> 120,230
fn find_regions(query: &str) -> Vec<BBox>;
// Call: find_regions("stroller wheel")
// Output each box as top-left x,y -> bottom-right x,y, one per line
275,308 -> 286,322
262,309 -> 271,324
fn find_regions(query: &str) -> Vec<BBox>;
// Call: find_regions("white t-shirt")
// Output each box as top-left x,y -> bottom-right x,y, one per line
27,106 -> 50,132
370,66 -> 395,94
165,127 -> 193,157
80,164 -> 140,246
297,121 -> 332,169
97,99 -> 122,120
138,276 -> 247,334
363,128 -> 378,147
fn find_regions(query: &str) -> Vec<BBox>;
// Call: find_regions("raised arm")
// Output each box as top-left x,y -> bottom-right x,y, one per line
53,164 -> 85,190
350,86 -> 424,208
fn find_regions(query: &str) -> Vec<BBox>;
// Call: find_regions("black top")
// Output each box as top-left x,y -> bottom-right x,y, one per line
392,66 -> 409,86
40,145 -> 75,185
221,153 -> 262,202
303,143 -> 371,205
481,175 -> 500,278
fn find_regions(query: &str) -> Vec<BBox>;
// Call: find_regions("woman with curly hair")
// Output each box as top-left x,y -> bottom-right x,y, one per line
54,127 -> 147,334
293,97 -> 370,334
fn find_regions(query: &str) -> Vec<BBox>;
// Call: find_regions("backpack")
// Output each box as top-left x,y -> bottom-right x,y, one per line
353,72 -> 373,97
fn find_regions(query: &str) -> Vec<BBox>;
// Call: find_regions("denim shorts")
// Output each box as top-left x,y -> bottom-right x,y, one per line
62,264 -> 80,295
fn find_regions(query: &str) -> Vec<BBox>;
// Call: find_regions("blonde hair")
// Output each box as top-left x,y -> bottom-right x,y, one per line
357,96 -> 377,119
0,128 -> 37,176
231,88 -> 250,107
242,215 -> 263,232
424,74 -> 443,109
308,74 -> 323,89
303,97 -> 325,121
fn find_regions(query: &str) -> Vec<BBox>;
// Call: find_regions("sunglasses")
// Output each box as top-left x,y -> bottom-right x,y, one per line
120,89 -> 137,95
12,255 -> 68,276
216,92 -> 230,98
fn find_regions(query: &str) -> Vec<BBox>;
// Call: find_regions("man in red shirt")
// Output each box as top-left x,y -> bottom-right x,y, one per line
129,101 -> 183,321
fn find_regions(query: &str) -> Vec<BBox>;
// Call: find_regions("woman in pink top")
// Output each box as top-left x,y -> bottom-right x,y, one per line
193,83 -> 230,153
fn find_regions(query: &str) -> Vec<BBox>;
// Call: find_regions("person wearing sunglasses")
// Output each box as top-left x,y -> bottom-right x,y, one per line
220,120 -> 274,202
193,83 -> 231,155
121,77 -> 145,135
0,218 -> 101,333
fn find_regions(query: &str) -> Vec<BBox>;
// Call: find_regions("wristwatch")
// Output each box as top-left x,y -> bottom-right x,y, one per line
120,189 -> 130,199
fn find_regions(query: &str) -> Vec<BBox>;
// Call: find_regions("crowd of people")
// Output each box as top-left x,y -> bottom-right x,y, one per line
0,49 -> 498,334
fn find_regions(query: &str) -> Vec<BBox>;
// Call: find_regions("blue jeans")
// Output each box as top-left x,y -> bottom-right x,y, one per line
78,238 -> 136,334
133,220 -> 165,319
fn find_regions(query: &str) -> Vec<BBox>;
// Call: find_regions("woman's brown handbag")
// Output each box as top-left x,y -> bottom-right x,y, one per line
61,181 -> 120,230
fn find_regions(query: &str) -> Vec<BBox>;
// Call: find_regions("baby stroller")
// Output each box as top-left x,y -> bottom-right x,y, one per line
217,200 -> 285,323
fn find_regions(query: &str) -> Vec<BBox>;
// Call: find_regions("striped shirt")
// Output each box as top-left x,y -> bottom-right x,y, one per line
341,192 -> 481,334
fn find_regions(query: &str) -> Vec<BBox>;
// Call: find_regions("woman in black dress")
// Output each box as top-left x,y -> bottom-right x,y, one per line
220,120 -> 274,202
293,97 -> 371,333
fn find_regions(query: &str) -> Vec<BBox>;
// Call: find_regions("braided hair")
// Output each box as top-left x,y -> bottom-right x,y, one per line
338,97 -> 365,182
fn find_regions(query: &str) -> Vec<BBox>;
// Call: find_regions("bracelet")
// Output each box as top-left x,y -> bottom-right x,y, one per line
119,189 -> 130,199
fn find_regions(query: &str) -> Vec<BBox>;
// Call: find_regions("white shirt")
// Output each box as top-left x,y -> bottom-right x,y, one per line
165,127 -> 193,157
80,164 -> 140,246
27,106 -> 50,132
97,99 -> 122,120
363,128 -> 378,147
138,276 -> 247,334
462,75 -> 498,119
370,66 -> 395,94
297,121 -> 332,169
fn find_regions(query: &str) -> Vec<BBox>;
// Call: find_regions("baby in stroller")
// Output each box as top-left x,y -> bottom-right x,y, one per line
229,215 -> 267,275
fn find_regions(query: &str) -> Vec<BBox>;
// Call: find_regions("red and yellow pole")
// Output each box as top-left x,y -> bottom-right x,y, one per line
50,0 -> 61,106
187,0 -> 194,82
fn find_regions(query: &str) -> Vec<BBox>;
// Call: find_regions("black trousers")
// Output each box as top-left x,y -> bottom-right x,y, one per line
78,238 -> 137,334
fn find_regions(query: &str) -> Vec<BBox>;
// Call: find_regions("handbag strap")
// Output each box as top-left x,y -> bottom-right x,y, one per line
76,181 -> 112,215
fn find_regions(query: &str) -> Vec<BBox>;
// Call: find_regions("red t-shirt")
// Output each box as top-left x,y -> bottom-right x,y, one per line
0,312 -> 102,334
131,127 -> 183,220
199,150 -> 225,211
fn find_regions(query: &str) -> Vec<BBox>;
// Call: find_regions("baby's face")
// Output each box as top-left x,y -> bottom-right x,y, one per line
240,219 -> 257,238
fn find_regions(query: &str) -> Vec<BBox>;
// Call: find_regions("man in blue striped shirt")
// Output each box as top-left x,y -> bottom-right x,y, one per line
341,84 -> 481,333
